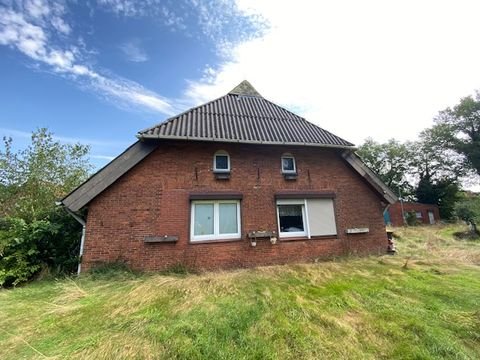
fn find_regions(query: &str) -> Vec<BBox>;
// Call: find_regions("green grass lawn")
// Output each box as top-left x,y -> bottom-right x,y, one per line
1,225 -> 479,359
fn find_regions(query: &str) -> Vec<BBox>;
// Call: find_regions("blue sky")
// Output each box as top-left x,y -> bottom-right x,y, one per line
0,0 -> 265,166
2,0 -> 480,183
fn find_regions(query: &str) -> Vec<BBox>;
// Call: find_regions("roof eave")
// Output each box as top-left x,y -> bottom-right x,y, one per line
61,140 -> 159,212
341,150 -> 398,204
137,133 -> 356,150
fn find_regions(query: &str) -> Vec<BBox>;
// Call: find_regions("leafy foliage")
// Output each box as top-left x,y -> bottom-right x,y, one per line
357,138 -> 413,197
455,196 -> 480,234
434,92 -> 480,176
0,129 -> 91,286
404,211 -> 419,226
358,123 -> 471,219
410,128 -> 466,181
0,128 -> 91,221
415,177 -> 459,219
0,218 -> 42,286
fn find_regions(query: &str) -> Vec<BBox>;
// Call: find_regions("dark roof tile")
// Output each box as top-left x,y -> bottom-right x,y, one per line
138,81 -> 354,148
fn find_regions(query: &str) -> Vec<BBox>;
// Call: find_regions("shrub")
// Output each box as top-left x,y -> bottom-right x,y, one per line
455,197 -> 480,235
405,211 -> 419,226
0,218 -> 43,286
0,128 -> 90,286
0,210 -> 81,287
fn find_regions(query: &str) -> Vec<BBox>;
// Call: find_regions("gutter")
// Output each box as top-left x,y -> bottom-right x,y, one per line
56,201 -> 86,275
137,134 -> 356,150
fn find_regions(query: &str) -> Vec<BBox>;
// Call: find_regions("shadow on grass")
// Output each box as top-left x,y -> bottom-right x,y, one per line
453,231 -> 480,241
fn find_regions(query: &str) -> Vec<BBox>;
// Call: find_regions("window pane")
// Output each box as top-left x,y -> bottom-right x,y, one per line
279,205 -> 304,232
215,155 -> 229,170
194,204 -> 214,235
282,157 -> 294,171
219,203 -> 238,234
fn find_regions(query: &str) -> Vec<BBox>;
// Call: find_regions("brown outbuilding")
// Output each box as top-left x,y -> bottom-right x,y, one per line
385,201 -> 440,226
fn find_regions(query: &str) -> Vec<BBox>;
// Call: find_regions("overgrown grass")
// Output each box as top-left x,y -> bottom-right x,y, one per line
1,224 -> 479,359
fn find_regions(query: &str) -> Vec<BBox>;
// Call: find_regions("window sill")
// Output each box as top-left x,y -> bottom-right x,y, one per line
189,237 -> 242,245
213,171 -> 231,180
144,235 -> 178,243
279,235 -> 338,242
282,173 -> 297,180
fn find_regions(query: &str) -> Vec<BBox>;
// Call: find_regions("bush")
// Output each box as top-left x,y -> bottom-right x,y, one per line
0,210 -> 81,287
455,197 -> 480,235
0,218 -> 43,286
38,209 -> 82,274
0,128 -> 90,286
405,211 -> 419,226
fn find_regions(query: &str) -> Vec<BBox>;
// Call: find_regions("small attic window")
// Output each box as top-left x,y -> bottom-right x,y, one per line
214,151 -> 230,173
281,154 -> 296,174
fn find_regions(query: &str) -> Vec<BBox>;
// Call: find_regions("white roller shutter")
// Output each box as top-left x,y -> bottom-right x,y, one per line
306,199 -> 337,236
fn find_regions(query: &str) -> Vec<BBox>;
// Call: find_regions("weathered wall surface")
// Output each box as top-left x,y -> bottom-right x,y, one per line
387,202 -> 440,226
83,141 -> 388,271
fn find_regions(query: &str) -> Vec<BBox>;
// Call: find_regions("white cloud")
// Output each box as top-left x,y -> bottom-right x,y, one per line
90,154 -> 116,161
98,1 -> 187,30
97,0 -> 140,17
89,74 -> 174,114
50,16 -> 71,34
184,0 -> 480,146
0,2 -> 174,115
24,0 -> 51,19
119,39 -> 148,62
97,0 -> 264,53
21,0 -> 71,34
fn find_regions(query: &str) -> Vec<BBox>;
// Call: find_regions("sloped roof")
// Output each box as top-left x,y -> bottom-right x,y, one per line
60,81 -> 397,212
62,141 -> 158,212
138,81 -> 354,148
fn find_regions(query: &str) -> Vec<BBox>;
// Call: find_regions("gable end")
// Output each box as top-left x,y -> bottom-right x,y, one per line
61,141 -> 158,212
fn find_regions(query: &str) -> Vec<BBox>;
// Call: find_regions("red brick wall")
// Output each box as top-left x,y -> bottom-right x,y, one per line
387,202 -> 440,226
82,141 -> 388,272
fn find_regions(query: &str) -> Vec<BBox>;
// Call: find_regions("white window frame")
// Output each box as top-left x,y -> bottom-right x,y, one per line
213,150 -> 230,173
277,198 -> 337,239
190,200 -> 241,242
281,154 -> 296,174
276,199 -> 308,238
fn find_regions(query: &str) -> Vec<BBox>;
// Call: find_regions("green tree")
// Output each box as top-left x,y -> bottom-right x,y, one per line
415,176 -> 460,219
455,196 -> 480,235
0,128 -> 91,221
410,128 -> 463,219
434,92 -> 480,176
358,132 -> 463,220
356,138 -> 413,197
0,128 -> 91,286
410,128 -> 466,181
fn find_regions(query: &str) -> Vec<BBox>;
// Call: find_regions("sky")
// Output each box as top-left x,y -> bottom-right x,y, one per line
1,0 -> 480,173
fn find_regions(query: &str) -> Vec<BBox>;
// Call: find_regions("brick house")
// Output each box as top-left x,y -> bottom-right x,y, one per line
385,202 -> 440,226
61,81 -> 397,273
